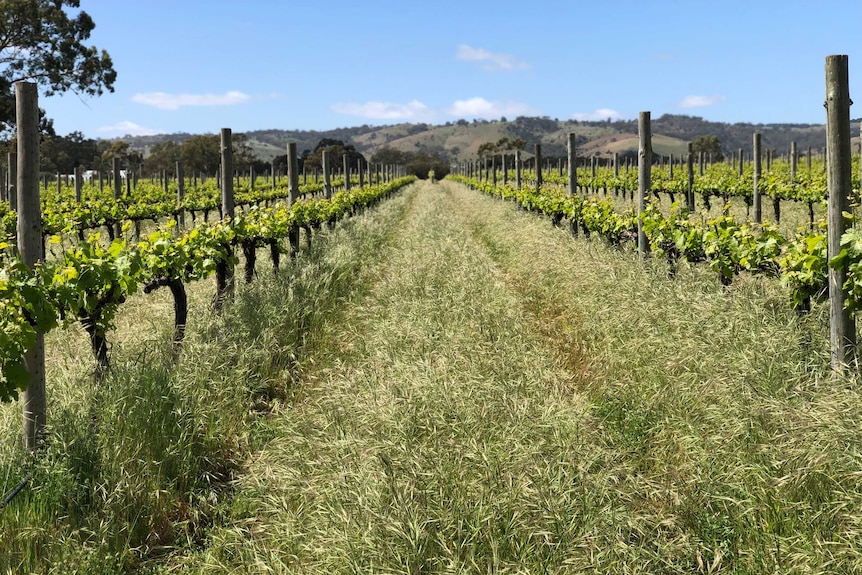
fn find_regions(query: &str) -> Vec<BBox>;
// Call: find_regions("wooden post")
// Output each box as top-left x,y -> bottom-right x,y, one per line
826,54 -> 856,373
16,82 -> 45,452
790,141 -> 798,183
74,165 -> 82,203
112,156 -> 122,237
322,149 -> 332,199
491,156 -> 497,186
7,153 -> 16,212
343,153 -> 350,192
502,154 -> 508,186
287,142 -> 299,206
176,161 -> 185,227
698,151 -> 704,176
638,112 -> 651,257
515,150 -> 522,189
808,146 -> 812,171
220,128 -> 234,219
753,133 -> 762,224
534,144 -> 542,195
686,143 -> 695,211
566,133 -> 577,197
358,159 -> 365,188
287,142 -> 300,257
214,128 -> 235,308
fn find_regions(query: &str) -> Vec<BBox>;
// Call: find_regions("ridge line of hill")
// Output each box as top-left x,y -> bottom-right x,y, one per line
111,114 -> 862,163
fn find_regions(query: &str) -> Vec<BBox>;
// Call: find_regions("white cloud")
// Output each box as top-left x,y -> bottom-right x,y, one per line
98,121 -> 158,136
330,100 -> 429,120
446,97 -> 538,119
331,97 -> 537,122
676,95 -> 726,109
456,44 -> 527,71
571,108 -> 624,122
132,91 -> 251,110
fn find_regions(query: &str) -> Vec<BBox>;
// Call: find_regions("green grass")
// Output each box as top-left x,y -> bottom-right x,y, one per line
166,180 -> 862,574
0,188 -> 413,573
4,178 -> 862,573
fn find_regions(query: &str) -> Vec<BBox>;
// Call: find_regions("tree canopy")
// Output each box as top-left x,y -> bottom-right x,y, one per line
0,0 -> 116,133
691,135 -> 724,161
303,139 -> 365,171
477,137 -> 526,159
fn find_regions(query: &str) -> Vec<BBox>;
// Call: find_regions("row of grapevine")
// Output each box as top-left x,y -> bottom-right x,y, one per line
449,54 -> 859,375
3,83 -> 416,450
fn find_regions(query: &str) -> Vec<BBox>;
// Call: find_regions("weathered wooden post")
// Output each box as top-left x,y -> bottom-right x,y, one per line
790,141 -> 798,183
753,132 -> 762,224
7,153 -> 16,213
358,159 -> 365,188
638,111 -> 651,257
214,128 -> 235,309
825,54 -> 856,373
221,130 -> 235,218
343,153 -> 350,192
287,142 -> 300,258
567,133 -> 577,197
74,165 -> 82,203
322,149 -> 332,199
176,161 -> 185,227
686,143 -> 695,211
17,82 -> 45,452
515,150 -> 522,189
112,155 -> 122,237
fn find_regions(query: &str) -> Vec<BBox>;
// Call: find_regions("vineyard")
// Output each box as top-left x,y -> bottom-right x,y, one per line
451,151 -> 862,313
2,56 -> 862,574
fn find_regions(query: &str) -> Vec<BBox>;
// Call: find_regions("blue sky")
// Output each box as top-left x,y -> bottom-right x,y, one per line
40,0 -> 862,139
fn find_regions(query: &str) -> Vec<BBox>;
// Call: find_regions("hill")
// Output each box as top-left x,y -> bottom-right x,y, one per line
113,115 -> 862,164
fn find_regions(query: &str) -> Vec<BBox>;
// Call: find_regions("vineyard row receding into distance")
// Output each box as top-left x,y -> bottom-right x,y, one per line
2,81 -> 416,452
0,53 -> 858,572
451,54 -> 860,376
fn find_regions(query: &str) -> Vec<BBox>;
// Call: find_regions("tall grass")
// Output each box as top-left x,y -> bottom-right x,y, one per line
168,180 -> 862,574
0,187 -> 413,574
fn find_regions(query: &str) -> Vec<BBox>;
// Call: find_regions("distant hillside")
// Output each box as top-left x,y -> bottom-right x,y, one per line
113,115 -> 862,164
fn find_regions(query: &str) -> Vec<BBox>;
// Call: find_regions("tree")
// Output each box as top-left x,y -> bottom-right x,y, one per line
40,130 -> 97,173
691,135 -> 724,162
0,0 -> 116,134
303,139 -> 364,171
178,133 -> 258,176
97,140 -> 142,172
370,147 -> 409,166
179,135 -> 221,176
143,141 -> 181,175
404,152 -> 449,180
477,136 -> 526,159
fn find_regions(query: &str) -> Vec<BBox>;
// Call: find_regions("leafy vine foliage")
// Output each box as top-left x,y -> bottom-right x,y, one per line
0,175 -> 416,399
453,158 -> 862,322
